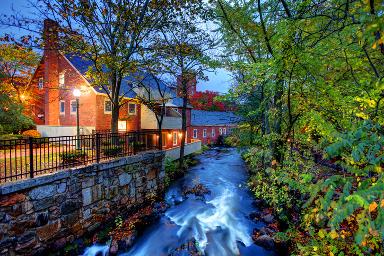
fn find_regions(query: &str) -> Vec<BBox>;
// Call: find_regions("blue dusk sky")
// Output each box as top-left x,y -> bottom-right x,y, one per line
0,0 -> 233,93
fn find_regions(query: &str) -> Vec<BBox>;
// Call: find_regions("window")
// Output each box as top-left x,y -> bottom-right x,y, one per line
219,128 -> 223,135
38,78 -> 44,89
128,103 -> 136,115
212,128 -> 215,137
70,100 -> 77,114
104,100 -> 112,114
118,121 -> 127,131
193,129 -> 198,139
59,73 -> 65,88
223,128 -> 226,135
173,131 -> 178,146
203,129 -> 207,138
59,101 -> 65,115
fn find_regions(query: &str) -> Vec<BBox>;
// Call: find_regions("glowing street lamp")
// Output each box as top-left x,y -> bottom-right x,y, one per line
73,89 -> 81,149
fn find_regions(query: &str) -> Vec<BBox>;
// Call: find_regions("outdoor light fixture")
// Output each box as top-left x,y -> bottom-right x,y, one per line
73,89 -> 81,149
73,88 -> 81,97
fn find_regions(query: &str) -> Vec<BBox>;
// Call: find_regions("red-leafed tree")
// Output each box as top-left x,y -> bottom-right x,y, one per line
190,90 -> 231,111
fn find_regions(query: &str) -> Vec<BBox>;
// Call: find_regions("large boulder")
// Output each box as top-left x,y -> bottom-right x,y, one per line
262,213 -> 275,224
254,234 -> 275,250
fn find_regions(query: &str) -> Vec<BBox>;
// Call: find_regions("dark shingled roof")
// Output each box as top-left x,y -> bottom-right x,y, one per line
191,110 -> 241,126
65,54 -> 170,99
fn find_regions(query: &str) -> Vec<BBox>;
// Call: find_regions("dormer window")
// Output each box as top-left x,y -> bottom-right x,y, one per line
38,78 -> 44,89
59,73 -> 65,88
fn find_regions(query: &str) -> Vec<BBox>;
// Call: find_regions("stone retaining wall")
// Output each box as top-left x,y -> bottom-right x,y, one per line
0,150 -> 165,255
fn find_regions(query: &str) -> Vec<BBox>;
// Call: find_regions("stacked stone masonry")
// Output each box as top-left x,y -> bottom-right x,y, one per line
0,150 -> 165,255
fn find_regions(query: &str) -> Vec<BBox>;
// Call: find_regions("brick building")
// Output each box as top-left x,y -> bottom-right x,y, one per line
29,19 -> 240,148
188,110 -> 241,145
29,19 -> 188,149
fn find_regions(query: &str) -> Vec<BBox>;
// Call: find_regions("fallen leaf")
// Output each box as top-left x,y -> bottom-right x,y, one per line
369,201 -> 378,212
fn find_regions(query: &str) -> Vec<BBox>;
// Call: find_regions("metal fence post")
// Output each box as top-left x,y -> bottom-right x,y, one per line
96,133 -> 100,163
29,137 -> 34,179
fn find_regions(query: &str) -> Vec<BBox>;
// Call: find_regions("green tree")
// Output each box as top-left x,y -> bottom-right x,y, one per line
152,1 -> 216,166
35,0 -> 174,133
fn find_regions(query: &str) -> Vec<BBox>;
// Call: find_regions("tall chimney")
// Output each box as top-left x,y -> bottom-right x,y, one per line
43,19 -> 60,125
176,73 -> 197,98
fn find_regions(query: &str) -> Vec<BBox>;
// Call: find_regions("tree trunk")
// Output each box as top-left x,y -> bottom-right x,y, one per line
110,73 -> 121,134
156,111 -> 164,149
179,95 -> 188,168
111,99 -> 119,134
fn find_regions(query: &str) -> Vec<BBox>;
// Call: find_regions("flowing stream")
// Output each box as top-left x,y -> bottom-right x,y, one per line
83,148 -> 274,256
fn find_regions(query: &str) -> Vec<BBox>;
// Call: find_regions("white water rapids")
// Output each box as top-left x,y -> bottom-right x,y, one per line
82,148 -> 274,256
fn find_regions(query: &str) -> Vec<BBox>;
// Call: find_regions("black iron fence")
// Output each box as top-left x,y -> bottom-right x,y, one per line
0,130 -> 160,183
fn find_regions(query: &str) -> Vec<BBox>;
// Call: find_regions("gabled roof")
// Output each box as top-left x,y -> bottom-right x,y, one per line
191,110 -> 241,126
65,54 -> 157,99
64,54 -> 187,105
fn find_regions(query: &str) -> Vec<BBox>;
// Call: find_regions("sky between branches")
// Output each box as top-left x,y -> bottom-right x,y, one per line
0,0 -> 233,93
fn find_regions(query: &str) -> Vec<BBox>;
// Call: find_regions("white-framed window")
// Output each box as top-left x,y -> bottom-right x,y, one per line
203,129 -> 207,138
70,100 -> 77,114
173,131 -> 178,146
128,103 -> 136,115
59,73 -> 65,88
223,128 -> 226,135
104,100 -> 112,114
38,77 -> 44,89
219,128 -> 223,135
212,128 -> 215,137
118,120 -> 127,131
59,100 -> 65,115
193,129 -> 198,139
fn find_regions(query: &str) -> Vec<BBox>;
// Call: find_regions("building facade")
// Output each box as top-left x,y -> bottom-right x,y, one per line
29,19 -> 239,148
189,110 -> 240,145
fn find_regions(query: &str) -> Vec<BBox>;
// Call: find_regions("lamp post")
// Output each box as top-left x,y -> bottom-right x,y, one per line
73,89 -> 81,150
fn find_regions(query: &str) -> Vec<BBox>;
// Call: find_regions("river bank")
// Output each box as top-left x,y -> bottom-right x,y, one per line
81,147 -> 276,255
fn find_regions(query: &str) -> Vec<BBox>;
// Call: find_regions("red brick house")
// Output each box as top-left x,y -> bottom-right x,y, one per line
29,19 -> 188,149
188,110 -> 240,145
29,19 -> 240,149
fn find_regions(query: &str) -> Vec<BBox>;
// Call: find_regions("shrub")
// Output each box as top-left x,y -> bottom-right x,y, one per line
60,150 -> 87,164
22,129 -> 41,138
0,134 -> 24,148
102,146 -> 123,157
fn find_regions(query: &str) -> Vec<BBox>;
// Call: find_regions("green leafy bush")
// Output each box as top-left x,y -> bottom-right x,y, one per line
245,121 -> 384,255
102,146 -> 123,157
60,150 -> 87,164
0,134 -> 24,148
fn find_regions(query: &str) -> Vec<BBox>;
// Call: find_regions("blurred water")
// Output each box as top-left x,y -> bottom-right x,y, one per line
83,148 -> 274,256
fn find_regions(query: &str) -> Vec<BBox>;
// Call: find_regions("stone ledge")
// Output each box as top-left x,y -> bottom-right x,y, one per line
0,150 -> 164,196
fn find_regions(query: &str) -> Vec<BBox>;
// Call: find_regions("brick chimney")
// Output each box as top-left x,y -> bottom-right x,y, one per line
176,73 -> 197,98
43,19 -> 60,125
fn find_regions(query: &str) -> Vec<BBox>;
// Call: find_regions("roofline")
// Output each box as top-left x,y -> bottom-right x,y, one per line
61,52 -> 136,100
27,56 -> 44,87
